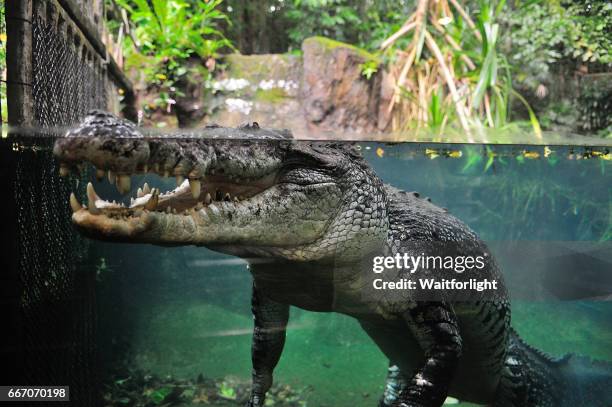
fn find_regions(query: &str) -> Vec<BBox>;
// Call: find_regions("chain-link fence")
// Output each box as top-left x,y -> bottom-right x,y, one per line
3,1 -> 133,405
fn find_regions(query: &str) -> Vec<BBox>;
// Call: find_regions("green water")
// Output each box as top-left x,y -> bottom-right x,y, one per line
92,142 -> 611,406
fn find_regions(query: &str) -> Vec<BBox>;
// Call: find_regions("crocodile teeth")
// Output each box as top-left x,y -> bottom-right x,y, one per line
69,193 -> 82,213
137,187 -> 144,198
189,179 -> 201,199
86,182 -> 101,214
108,170 -> 116,185
87,182 -> 100,201
204,193 -> 212,204
176,175 -> 185,186
166,206 -> 172,214
233,197 -> 239,202
208,204 -> 220,216
143,182 -> 151,195
145,188 -> 159,210
59,164 -> 70,177
200,210 -> 210,222
130,194 -> 152,208
223,193 -> 231,202
117,175 -> 131,195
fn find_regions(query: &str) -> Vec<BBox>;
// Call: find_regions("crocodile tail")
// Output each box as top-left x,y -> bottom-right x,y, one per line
553,352 -> 612,407
494,328 -> 612,407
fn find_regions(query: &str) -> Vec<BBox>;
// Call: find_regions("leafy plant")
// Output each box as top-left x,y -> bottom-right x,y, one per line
284,0 -> 409,52
360,60 -> 379,80
115,0 -> 233,108
381,0 -> 541,137
505,1 -> 611,92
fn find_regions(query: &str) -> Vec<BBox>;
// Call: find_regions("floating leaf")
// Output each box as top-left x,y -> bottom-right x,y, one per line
425,148 -> 439,159
544,146 -> 553,157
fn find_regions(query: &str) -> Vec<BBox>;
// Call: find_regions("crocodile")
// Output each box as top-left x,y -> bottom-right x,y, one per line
53,111 -> 612,407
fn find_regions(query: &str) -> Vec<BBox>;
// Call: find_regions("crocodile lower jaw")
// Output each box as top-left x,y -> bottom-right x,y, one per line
67,168 -> 277,234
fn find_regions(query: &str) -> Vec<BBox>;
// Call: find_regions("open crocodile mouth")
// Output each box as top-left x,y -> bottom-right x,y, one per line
67,168 -> 278,236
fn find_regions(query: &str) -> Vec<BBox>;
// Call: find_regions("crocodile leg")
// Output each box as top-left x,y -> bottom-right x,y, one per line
359,321 -> 417,407
247,284 -> 290,407
397,301 -> 463,407
380,364 -> 409,407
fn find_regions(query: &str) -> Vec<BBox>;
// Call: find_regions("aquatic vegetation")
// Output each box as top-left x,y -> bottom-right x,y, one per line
457,146 -> 610,241
218,381 -> 237,400
148,386 -> 174,404
103,368 -> 307,406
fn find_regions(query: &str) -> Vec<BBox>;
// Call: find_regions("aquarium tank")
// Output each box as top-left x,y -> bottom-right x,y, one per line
1,1 -> 610,407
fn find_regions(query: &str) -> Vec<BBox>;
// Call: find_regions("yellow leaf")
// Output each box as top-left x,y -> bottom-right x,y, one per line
376,147 -> 385,158
448,150 -> 462,158
523,151 -> 540,159
155,73 -> 167,81
425,148 -> 439,159
0,33 -> 6,42
601,153 -> 611,161
544,146 -> 553,157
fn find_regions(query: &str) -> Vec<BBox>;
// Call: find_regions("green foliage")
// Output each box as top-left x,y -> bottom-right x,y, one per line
472,0 -> 505,108
115,0 -> 233,92
563,1 -> 611,64
285,0 -> 409,52
360,59 -> 379,80
456,145 -> 611,241
286,0 -> 359,45
507,1 -> 611,87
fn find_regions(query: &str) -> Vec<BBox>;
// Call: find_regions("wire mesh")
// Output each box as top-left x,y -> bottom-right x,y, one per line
8,1 -> 123,405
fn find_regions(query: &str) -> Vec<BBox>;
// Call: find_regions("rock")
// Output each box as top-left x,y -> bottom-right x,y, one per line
302,36 -> 383,135
223,53 -> 302,98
